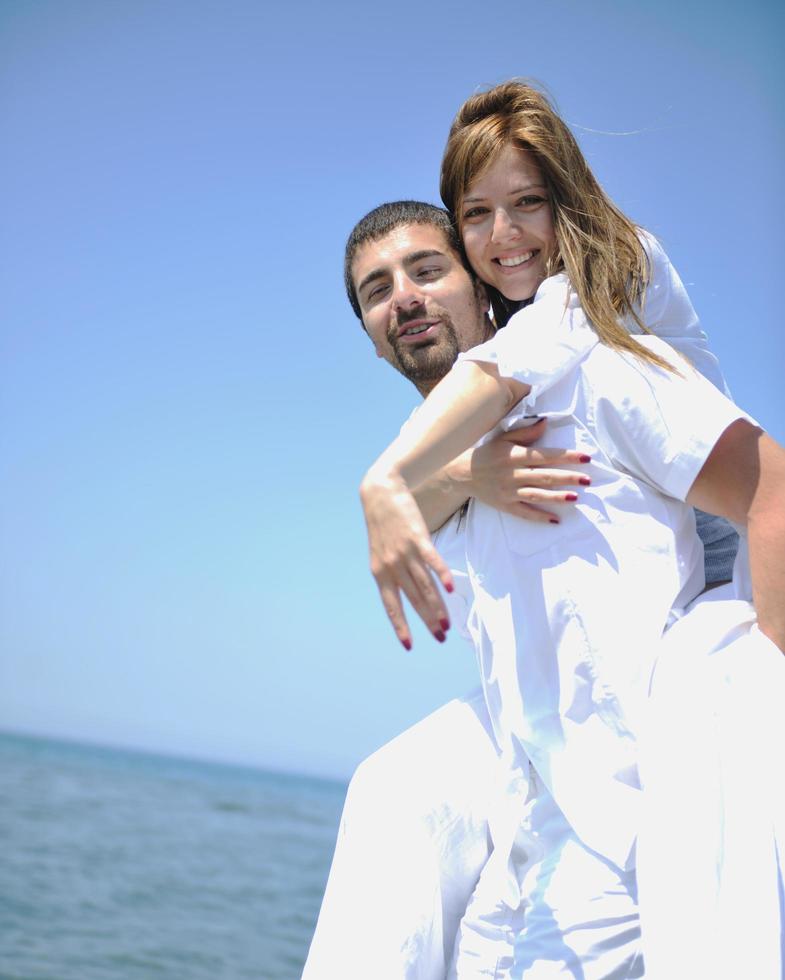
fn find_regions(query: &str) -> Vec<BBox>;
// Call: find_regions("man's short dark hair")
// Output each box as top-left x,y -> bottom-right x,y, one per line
344,201 -> 471,320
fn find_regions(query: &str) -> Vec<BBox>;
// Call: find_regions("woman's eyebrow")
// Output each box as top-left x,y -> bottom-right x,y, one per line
463,182 -> 546,203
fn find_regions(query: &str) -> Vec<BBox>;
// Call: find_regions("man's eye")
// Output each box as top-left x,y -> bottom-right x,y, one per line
417,266 -> 442,279
367,283 -> 388,301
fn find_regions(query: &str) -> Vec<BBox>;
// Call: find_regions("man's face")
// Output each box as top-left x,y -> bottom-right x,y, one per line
352,224 -> 492,394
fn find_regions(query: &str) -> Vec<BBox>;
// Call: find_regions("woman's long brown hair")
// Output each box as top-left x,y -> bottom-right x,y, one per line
440,80 -> 674,371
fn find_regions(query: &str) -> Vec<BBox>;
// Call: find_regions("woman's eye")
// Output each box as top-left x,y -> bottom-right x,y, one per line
463,207 -> 488,221
517,195 -> 546,209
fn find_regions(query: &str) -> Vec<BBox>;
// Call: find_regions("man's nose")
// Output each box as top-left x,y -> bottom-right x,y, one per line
490,207 -> 520,244
391,273 -> 425,310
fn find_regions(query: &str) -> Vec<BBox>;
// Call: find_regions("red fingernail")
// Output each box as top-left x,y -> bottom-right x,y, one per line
402,638 -> 412,651
579,476 -> 591,486
579,454 -> 591,463
565,492 -> 578,501
549,518 -> 560,524
440,618 -> 450,631
445,583 -> 454,593
434,630 -> 446,643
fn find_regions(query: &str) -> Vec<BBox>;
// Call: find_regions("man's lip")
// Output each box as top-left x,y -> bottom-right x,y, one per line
397,318 -> 439,339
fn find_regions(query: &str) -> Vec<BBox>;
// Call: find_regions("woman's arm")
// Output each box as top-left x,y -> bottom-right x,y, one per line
412,419 -> 592,532
687,420 -> 785,651
360,360 -> 528,649
370,360 -> 527,490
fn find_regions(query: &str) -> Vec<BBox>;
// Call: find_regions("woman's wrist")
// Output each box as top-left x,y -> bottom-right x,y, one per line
439,450 -> 474,494
360,460 -> 405,504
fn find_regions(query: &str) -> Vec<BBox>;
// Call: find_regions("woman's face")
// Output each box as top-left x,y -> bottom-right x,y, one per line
461,144 -> 556,302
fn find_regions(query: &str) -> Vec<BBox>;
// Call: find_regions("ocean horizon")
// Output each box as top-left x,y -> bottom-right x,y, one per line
0,729 -> 346,979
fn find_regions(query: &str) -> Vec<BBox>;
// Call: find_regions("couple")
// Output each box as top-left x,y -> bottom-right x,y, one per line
304,82 -> 785,978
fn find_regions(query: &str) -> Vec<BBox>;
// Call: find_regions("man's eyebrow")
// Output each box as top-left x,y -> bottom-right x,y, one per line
356,267 -> 387,296
462,182 -> 547,204
403,249 -> 448,265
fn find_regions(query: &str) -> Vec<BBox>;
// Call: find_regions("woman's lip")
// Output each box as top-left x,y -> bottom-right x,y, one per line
492,252 -> 539,275
493,249 -> 538,266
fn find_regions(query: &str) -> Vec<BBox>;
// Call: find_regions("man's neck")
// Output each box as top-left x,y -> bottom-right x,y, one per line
416,377 -> 443,398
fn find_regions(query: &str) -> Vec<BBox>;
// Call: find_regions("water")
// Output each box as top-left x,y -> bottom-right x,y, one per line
0,731 -> 346,979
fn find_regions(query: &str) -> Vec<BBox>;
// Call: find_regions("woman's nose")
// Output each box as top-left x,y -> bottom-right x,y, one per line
491,207 -> 520,244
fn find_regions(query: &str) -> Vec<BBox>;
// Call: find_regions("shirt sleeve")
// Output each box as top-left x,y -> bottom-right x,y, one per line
628,231 -> 731,397
456,273 -> 598,413
458,234 -> 731,415
593,340 -> 755,501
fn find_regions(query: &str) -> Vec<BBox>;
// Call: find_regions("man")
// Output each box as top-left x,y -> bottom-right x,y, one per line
302,201 -> 613,979
304,200 -> 747,978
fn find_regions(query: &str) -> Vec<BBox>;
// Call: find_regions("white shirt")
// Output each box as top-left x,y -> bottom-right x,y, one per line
435,240 -> 750,871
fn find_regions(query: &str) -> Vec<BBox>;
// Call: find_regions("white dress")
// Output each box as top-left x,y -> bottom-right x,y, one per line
445,268 -> 784,977
637,583 -> 785,979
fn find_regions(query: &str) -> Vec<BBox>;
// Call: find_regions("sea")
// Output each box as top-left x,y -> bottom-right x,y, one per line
0,731 -> 347,980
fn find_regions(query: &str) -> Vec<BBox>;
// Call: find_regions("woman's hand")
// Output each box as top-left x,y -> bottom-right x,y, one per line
360,467 -> 454,651
414,419 -> 591,532
462,418 -> 591,523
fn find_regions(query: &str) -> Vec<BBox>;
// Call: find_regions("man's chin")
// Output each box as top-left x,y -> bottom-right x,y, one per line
394,348 -> 454,386
389,323 -> 459,388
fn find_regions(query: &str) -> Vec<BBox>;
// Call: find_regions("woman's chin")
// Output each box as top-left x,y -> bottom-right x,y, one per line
494,268 -> 549,303
497,282 -> 537,303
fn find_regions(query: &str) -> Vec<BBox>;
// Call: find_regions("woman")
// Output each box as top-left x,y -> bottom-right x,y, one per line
361,82 -> 785,977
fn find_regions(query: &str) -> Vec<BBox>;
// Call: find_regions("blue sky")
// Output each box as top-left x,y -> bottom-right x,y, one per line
1,0 -> 783,780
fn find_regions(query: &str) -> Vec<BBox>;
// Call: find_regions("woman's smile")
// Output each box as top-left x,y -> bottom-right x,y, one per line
495,248 -> 540,269
461,144 -> 556,302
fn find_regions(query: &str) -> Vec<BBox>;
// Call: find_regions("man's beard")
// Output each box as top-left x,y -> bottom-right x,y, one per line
387,308 -> 460,388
